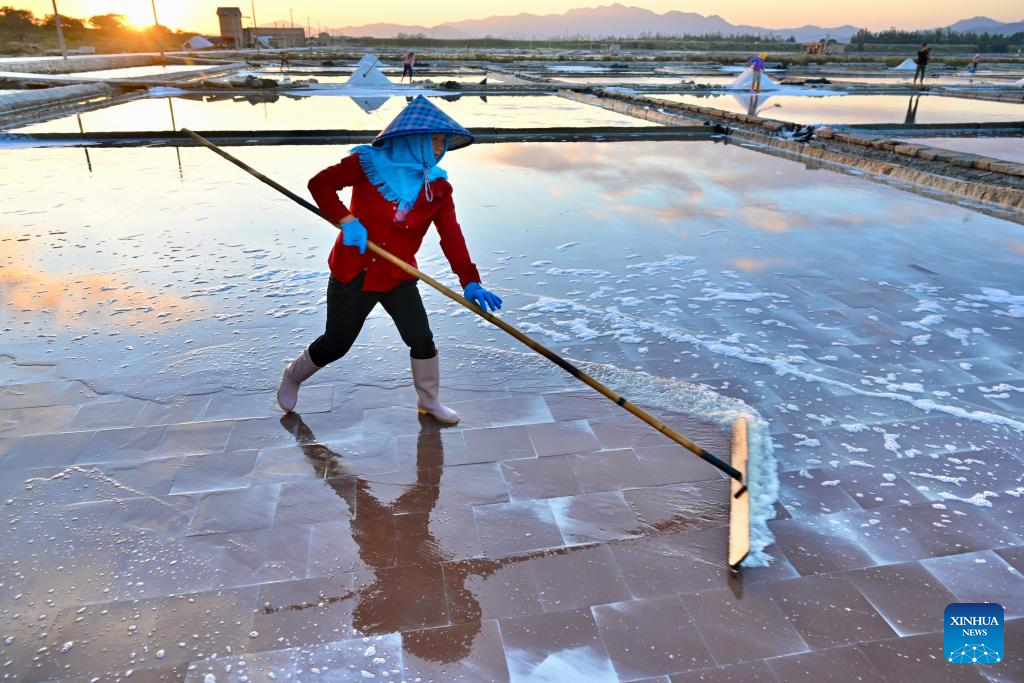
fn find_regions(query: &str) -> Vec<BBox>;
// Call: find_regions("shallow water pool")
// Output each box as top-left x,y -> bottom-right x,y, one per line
653,93 -> 1024,125
16,94 -> 658,133
68,64 -> 218,79
2,139 -> 1021,424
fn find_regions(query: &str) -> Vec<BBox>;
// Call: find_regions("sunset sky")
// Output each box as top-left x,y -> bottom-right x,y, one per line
10,1 -> 1023,33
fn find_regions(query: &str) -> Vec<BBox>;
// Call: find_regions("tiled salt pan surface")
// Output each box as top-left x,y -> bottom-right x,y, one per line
2,139 -> 1023,680
895,135 -> 1024,165
653,92 -> 1024,125
15,94 -> 657,134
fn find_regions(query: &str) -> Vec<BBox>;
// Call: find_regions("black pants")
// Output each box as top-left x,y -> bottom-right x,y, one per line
308,274 -> 436,367
914,64 -> 926,83
402,64 -> 413,78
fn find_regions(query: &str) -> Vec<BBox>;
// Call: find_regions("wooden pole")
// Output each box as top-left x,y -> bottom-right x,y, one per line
180,128 -> 745,487
51,0 -> 67,61
150,0 -> 163,59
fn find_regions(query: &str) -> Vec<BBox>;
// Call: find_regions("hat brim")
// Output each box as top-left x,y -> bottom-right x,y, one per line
372,130 -> 474,151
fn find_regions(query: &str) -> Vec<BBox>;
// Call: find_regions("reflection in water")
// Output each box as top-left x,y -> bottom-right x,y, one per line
278,412 -> 490,663
270,411 -> 731,667
17,95 -> 655,134
653,93 -> 1024,126
904,95 -> 921,125
76,114 -> 92,172
0,263 -> 195,329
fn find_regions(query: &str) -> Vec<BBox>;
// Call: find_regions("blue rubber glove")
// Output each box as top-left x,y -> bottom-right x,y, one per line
341,218 -> 367,254
464,282 -> 502,312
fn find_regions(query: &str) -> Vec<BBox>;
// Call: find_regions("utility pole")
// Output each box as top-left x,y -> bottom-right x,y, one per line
290,8 -> 294,29
51,0 -> 67,60
150,0 -> 163,59
307,15 -> 310,39
250,0 -> 259,52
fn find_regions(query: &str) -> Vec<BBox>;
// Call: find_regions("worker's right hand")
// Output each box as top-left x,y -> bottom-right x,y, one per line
341,218 -> 367,254
464,282 -> 502,312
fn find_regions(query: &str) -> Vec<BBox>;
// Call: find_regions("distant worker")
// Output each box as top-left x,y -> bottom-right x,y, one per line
748,53 -> 767,93
280,51 -> 290,71
401,51 -> 416,83
969,53 -> 981,75
913,43 -> 931,84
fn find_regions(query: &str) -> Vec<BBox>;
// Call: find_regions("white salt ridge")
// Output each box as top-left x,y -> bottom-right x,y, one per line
938,490 -> 998,507
546,267 -> 611,278
510,293 -> 1024,438
506,645 -> 619,682
554,318 -> 603,341
626,254 -> 698,275
517,322 -> 571,343
979,383 -> 1024,394
965,287 -> 1024,318
909,471 -> 967,485
555,242 -> 580,252
691,288 -> 788,302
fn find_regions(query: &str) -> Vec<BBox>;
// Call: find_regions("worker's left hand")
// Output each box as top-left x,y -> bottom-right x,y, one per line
464,282 -> 502,312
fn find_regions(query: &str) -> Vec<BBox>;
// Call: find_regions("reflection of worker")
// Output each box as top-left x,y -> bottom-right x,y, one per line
277,96 -> 502,420
904,95 -> 921,125
748,53 -> 767,93
913,43 -> 930,84
279,412 -> 494,663
746,93 -> 761,117
402,51 -> 416,82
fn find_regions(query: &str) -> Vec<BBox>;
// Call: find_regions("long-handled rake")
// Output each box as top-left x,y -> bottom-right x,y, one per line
181,128 -> 752,569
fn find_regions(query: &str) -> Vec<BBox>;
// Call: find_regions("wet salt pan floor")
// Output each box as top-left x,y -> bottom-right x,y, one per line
2,137 -> 1023,680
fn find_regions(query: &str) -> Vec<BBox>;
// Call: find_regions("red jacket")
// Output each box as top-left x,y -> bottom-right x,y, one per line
307,153 -> 481,292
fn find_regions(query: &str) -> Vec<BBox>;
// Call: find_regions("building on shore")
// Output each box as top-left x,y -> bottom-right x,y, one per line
216,7 -> 245,48
217,6 -> 307,49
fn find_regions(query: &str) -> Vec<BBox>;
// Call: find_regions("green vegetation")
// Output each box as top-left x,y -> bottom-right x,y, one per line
351,34 -> 804,54
850,27 -> 1024,53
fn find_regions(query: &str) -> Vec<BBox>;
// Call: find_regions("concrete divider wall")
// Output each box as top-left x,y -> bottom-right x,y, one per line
0,83 -> 119,117
565,88 -> 1024,217
0,54 -> 157,75
557,90 -> 704,126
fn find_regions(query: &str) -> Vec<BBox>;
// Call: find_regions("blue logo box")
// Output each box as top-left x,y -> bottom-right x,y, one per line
944,603 -> 1004,663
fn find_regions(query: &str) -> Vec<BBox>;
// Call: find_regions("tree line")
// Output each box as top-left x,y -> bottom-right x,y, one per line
0,5 -> 186,53
851,27 -> 1024,52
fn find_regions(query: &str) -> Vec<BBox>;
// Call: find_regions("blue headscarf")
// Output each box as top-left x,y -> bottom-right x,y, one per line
352,133 -> 448,212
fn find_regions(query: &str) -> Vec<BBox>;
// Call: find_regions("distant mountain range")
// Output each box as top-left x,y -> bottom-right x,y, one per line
947,15 -> 1024,34
323,5 -> 1024,43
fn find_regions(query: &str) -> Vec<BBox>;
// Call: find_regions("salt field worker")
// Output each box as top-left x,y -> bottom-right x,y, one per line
401,51 -> 416,82
969,53 -> 981,75
913,43 -> 931,84
749,53 -> 767,93
276,96 -> 503,423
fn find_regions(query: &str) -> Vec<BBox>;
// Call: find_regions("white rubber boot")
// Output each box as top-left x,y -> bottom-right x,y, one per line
276,348 -> 320,413
411,353 -> 459,424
